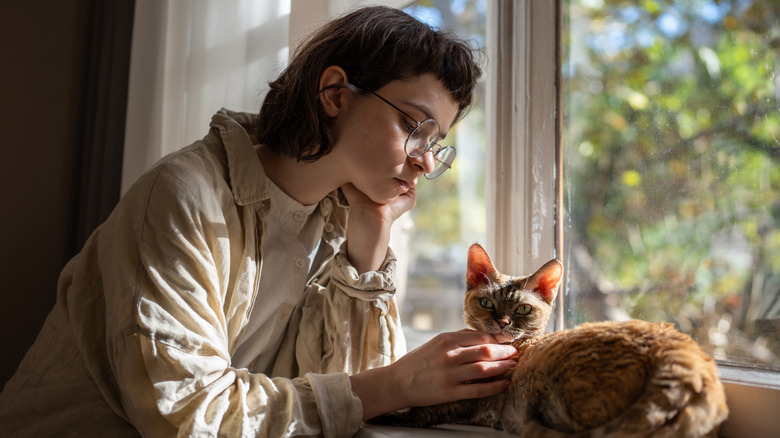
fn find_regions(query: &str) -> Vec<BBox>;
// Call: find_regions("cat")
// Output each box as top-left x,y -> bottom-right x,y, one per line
372,243 -> 729,437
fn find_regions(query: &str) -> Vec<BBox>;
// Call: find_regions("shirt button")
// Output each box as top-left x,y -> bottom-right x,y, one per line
324,223 -> 334,233
295,258 -> 307,269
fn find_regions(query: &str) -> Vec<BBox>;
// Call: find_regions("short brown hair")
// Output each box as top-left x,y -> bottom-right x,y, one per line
256,6 -> 483,162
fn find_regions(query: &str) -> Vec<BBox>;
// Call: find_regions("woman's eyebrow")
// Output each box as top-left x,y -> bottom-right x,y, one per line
402,100 -> 433,121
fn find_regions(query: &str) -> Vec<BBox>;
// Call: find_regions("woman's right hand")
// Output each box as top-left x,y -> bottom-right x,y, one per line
349,329 -> 518,420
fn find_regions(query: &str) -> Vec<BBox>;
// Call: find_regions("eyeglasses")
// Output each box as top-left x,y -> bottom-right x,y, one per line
347,84 -> 456,179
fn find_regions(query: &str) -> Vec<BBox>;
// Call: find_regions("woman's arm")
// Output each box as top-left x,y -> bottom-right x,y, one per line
340,183 -> 416,273
339,184 -> 517,418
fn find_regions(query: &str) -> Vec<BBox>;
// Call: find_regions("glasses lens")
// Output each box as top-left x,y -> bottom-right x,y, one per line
425,146 -> 456,179
405,120 -> 440,157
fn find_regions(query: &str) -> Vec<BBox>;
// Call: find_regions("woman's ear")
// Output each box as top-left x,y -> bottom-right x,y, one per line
318,66 -> 349,117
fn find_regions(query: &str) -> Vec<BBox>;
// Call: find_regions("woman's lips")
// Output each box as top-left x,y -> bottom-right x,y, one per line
396,178 -> 415,192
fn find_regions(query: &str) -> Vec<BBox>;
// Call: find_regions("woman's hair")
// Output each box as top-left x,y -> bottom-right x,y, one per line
256,6 -> 483,162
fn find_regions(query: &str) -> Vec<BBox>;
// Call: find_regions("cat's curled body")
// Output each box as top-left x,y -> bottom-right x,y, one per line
372,244 -> 728,438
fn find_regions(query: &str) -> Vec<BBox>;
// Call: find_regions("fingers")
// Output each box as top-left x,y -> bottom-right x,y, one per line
389,187 -> 417,218
393,329 -> 519,408
433,329 -> 517,363
453,378 -> 512,401
450,342 -> 517,365
429,328 -> 497,349
423,330 -> 517,385
455,357 -> 516,383
341,182 -> 416,222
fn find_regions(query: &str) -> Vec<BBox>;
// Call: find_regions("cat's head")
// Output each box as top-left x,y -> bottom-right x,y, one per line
464,243 -> 563,342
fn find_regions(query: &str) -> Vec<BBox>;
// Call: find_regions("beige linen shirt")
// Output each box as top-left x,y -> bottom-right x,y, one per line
0,109 -> 406,437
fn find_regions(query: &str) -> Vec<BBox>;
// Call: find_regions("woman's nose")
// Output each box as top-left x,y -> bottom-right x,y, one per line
409,150 -> 436,175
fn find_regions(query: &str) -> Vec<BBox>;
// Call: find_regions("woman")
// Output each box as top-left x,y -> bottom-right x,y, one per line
0,6 -> 517,437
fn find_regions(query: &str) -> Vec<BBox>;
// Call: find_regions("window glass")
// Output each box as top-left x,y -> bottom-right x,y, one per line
562,0 -> 780,369
399,0 -> 488,349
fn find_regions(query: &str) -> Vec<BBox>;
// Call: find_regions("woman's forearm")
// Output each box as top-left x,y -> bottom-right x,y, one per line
349,365 -> 407,421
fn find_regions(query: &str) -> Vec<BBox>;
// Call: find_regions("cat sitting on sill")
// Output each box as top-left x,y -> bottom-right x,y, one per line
372,243 -> 729,438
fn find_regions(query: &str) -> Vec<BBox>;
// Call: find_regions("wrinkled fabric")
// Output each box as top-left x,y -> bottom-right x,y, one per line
0,109 -> 406,437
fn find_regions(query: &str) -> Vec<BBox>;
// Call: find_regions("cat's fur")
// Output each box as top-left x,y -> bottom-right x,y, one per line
373,243 -> 729,437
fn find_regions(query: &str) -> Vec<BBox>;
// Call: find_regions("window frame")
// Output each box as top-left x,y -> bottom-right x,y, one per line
495,1 -> 780,436
486,0 -> 562,330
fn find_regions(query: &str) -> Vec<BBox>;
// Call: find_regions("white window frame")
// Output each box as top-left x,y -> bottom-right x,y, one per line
491,1 -> 780,436
485,0 -> 561,330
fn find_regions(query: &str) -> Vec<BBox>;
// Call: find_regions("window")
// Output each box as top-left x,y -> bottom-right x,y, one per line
401,0 -> 780,434
396,0 -> 489,349
397,1 -> 561,341
402,0 -> 780,372
562,0 -> 780,371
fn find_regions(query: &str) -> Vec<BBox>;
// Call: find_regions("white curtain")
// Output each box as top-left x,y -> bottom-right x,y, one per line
122,0 -> 291,193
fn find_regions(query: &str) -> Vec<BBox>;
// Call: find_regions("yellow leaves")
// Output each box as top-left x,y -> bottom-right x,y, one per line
626,89 -> 650,110
622,170 -> 642,187
617,85 -> 650,110
641,0 -> 661,14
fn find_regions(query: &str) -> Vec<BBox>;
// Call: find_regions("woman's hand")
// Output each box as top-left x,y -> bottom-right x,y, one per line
340,183 -> 417,273
349,329 -> 518,420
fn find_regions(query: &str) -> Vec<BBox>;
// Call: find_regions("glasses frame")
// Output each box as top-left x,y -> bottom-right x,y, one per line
346,84 -> 457,179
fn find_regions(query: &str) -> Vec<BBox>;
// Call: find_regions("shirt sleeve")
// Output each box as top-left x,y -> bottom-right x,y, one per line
109,162 -> 361,437
287,241 -> 407,378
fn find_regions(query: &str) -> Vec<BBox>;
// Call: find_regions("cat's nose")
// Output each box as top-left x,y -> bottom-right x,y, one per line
498,316 -> 510,328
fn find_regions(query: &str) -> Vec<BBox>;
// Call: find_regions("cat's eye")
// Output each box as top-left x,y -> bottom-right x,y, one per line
479,297 -> 494,309
515,304 -> 532,315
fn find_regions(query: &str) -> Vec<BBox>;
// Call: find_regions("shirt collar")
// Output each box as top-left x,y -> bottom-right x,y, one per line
210,108 -> 269,207
210,108 -> 349,236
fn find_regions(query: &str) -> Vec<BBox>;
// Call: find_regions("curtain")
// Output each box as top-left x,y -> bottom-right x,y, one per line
122,0 -> 292,193
73,0 -> 136,253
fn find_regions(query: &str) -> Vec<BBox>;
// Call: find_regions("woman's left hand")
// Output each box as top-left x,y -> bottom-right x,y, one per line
340,183 -> 416,273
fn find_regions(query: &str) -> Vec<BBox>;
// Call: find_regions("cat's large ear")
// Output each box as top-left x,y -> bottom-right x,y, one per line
466,243 -> 499,289
525,259 -> 563,304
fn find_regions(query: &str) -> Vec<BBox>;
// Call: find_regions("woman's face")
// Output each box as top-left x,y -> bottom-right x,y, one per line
330,73 -> 459,205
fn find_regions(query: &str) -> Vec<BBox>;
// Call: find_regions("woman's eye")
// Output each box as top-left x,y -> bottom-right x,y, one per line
515,304 -> 532,315
479,297 -> 494,309
404,120 -> 418,135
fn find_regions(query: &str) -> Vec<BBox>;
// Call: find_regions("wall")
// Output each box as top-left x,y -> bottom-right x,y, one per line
0,0 -> 91,387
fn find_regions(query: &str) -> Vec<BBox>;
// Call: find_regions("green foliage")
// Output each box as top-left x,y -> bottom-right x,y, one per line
405,0 -> 488,259
564,0 -> 780,366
